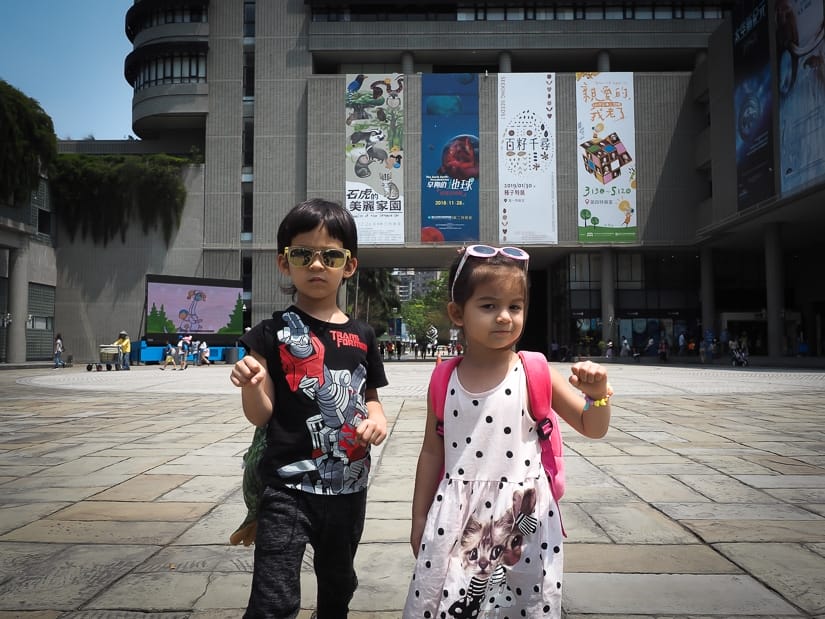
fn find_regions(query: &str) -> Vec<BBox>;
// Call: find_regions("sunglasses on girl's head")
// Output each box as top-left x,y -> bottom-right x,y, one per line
283,246 -> 352,269
451,244 -> 530,302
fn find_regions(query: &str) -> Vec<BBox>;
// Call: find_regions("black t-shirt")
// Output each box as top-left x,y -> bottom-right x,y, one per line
240,306 -> 388,495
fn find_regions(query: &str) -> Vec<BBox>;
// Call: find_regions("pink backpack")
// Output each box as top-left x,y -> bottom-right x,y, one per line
429,350 -> 566,502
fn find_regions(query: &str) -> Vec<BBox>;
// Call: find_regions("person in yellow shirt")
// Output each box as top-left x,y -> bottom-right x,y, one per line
113,330 -> 131,370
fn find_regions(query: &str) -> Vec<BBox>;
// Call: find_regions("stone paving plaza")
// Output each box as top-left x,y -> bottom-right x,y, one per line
0,359 -> 824,618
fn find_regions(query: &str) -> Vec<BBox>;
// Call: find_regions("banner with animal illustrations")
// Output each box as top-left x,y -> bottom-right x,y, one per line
575,72 -> 637,243
497,73 -> 558,244
345,73 -> 405,244
420,73 -> 480,242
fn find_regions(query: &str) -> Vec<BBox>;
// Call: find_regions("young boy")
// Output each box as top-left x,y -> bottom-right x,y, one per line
230,198 -> 388,618
159,341 -> 178,370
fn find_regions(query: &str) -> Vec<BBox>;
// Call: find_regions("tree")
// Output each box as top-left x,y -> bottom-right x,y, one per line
0,80 -> 57,205
50,153 -> 187,246
346,268 -> 400,336
401,272 -> 451,345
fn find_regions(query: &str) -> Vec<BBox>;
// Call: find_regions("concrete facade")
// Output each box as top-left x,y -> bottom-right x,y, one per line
38,1 -> 825,363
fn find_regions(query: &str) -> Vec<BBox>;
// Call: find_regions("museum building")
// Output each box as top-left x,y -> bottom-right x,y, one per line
40,0 -> 825,363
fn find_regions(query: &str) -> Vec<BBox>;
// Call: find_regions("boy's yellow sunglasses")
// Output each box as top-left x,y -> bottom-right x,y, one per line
283,246 -> 351,269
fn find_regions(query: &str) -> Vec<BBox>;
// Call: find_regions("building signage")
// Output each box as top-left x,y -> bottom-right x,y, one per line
497,73 -> 558,244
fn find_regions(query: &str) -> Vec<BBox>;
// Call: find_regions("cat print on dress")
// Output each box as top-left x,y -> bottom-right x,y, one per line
448,488 -> 537,618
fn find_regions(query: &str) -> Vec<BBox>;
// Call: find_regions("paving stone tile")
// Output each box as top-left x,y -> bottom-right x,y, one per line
563,573 -> 799,615
680,519 -> 825,543
159,475 -> 240,502
611,474 -> 709,502
135,544 -> 253,574
0,519 -> 191,544
351,542 -> 416,613
675,474 -> 783,503
734,474 -> 825,488
48,500 -> 213,522
84,572 -> 213,611
0,502 -> 68,535
0,544 -> 158,610
172,502 -> 246,546
715,542 -> 825,616
197,573 -> 252,610
581,502 -> 701,544
655,501 -> 821,520
91,474 -> 193,501
0,486 -> 108,504
565,543 -> 740,574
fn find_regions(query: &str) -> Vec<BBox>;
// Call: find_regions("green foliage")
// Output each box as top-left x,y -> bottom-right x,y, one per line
346,268 -> 400,336
401,273 -> 451,344
218,295 -> 245,334
147,302 -> 176,334
0,79 -> 57,205
50,153 -> 187,246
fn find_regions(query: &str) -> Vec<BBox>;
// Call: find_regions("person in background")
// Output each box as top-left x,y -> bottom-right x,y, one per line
53,333 -> 66,369
177,335 -> 192,370
198,340 -> 211,365
113,330 -> 131,370
159,341 -> 178,370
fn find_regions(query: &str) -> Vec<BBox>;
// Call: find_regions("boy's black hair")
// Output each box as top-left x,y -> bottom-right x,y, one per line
277,198 -> 358,257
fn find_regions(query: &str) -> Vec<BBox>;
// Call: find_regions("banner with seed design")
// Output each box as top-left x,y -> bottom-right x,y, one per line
497,73 -> 557,244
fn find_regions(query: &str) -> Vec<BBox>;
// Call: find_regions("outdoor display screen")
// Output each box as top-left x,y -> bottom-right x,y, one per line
145,275 -> 244,338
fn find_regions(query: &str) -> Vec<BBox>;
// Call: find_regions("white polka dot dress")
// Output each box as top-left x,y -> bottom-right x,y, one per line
404,361 -> 563,619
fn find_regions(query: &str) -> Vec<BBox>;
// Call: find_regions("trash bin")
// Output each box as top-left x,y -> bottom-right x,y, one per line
224,346 -> 239,364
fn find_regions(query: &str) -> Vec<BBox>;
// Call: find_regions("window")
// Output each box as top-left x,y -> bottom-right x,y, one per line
242,254 -> 253,293
26,315 -> 53,330
242,121 -> 254,167
243,52 -> 255,97
616,253 -> 643,289
244,1 -> 255,37
242,193 -> 253,235
37,209 -> 51,235
556,7 -> 574,20
569,253 -> 602,289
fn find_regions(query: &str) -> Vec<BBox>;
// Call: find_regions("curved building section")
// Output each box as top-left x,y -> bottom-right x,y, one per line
124,0 -> 210,139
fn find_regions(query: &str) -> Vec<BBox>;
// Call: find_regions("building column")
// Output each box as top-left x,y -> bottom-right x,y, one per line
601,248 -> 616,344
7,245 -> 28,363
498,51 -> 512,73
597,50 -> 610,72
765,223 -> 784,357
401,51 -> 415,75
700,246 -> 715,334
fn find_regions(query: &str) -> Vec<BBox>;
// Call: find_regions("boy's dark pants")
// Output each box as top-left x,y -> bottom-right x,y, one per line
244,485 -> 367,619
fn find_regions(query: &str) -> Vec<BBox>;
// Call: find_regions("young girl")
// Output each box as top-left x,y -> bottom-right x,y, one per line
404,245 -> 612,619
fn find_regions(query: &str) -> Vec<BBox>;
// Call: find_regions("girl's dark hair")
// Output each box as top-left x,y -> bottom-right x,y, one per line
277,198 -> 358,257
448,252 -> 530,307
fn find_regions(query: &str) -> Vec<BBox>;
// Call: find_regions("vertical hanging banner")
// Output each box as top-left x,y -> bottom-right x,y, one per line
575,72 -> 637,243
345,73 -> 405,244
421,73 -> 480,242
497,73 -> 558,244
733,0 -> 775,209
775,0 -> 825,196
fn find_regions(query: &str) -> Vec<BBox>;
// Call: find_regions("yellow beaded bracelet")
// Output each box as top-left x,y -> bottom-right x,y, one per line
583,384 -> 613,411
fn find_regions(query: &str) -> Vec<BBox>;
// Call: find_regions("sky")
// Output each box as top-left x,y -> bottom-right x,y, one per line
0,0 -> 135,140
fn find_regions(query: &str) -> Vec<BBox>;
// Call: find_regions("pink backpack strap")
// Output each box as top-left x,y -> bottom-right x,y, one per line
518,351 -> 566,503
429,356 -> 462,436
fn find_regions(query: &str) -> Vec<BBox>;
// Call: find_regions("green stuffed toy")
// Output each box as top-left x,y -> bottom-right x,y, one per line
230,425 -> 267,546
